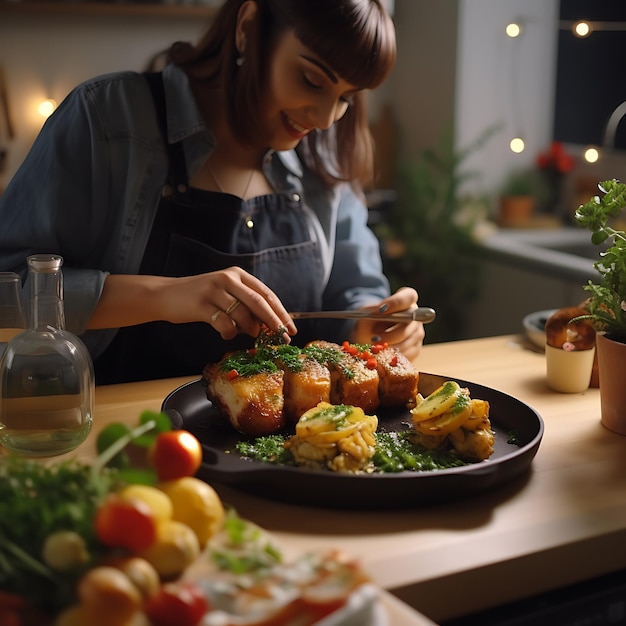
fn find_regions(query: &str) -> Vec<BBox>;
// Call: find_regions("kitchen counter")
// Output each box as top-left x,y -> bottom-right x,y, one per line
479,226 -> 599,283
50,335 -> 626,623
464,228 -> 600,339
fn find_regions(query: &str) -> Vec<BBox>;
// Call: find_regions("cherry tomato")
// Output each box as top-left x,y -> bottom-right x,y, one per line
144,582 -> 209,626
149,430 -> 202,482
365,357 -> 378,370
94,495 -> 157,552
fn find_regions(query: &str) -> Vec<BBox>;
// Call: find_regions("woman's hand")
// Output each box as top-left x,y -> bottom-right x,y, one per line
89,267 -> 297,342
350,287 -> 425,361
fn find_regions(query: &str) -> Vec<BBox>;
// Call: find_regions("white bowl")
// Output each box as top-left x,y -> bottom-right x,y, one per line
522,309 -> 558,350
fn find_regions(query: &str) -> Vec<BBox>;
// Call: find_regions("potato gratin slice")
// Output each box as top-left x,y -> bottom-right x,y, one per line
410,382 -> 495,462
285,402 -> 378,473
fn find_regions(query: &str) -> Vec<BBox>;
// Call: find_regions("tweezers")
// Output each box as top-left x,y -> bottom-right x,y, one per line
290,307 -> 436,324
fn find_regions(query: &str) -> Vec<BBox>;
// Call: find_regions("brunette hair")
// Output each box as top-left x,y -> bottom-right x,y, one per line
170,0 -> 396,190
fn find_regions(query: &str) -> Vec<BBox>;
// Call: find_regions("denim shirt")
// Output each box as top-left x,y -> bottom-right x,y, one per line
0,64 -> 389,359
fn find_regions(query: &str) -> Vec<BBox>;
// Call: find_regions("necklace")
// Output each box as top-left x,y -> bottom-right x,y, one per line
206,162 -> 255,199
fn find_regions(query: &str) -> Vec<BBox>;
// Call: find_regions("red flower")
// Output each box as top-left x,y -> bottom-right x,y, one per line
536,141 -> 574,174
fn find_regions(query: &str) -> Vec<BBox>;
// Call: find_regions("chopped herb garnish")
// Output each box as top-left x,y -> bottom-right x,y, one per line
210,509 -> 283,574
234,429 -> 469,473
507,430 -> 520,445
373,431 -> 466,472
236,435 -> 296,465
219,350 -> 279,377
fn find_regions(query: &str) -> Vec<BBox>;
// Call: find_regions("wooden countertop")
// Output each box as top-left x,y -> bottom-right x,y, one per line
45,335 -> 626,623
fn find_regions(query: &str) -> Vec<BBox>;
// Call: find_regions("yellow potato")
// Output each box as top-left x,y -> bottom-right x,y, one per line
137,520 -> 200,580
296,403 -> 359,437
411,381 -> 461,422
413,390 -> 472,436
77,566 -> 142,624
118,484 -> 173,524
106,556 -> 160,600
158,477 -> 225,548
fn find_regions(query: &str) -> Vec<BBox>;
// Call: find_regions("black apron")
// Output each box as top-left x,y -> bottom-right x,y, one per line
94,72 -> 325,384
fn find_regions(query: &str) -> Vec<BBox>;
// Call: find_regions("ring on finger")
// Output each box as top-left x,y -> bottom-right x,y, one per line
225,299 -> 241,316
211,309 -> 223,322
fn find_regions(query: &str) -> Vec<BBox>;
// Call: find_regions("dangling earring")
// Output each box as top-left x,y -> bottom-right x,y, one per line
236,56 -> 245,67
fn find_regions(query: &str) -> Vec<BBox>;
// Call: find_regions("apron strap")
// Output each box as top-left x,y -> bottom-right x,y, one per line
143,71 -> 188,190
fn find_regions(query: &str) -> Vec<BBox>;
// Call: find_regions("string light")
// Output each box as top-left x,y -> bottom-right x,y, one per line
505,22 -> 522,38
560,20 -> 626,38
505,18 -> 528,156
573,21 -> 591,37
38,99 -> 57,119
583,147 -> 599,163
510,137 -> 525,154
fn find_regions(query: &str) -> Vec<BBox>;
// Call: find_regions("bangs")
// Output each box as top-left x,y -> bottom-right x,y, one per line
273,0 -> 397,90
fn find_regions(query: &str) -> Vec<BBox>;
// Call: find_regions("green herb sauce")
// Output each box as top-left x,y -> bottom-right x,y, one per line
372,431 -> 466,472
236,435 -> 297,465
450,391 -> 471,414
235,429 -> 468,473
301,404 -> 353,429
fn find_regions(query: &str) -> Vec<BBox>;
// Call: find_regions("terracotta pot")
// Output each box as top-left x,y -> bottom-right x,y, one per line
596,332 -> 626,435
498,196 -> 535,227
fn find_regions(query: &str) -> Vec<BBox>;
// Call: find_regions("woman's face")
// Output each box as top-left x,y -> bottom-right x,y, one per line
258,30 -> 360,151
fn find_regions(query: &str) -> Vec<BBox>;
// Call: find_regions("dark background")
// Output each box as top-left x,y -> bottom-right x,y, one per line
553,0 -> 626,149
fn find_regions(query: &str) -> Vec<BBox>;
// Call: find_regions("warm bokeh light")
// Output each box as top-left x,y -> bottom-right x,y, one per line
38,99 -> 57,119
509,137 -> 525,153
584,147 -> 600,163
573,21 -> 591,37
505,22 -> 522,38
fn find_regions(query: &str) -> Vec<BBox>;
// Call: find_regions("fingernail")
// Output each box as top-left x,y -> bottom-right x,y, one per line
379,304 -> 389,313
371,335 -> 381,343
281,332 -> 291,344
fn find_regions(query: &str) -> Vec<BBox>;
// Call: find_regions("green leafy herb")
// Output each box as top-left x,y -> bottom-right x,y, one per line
0,410 -> 172,613
210,510 -> 282,574
0,457 -> 121,611
574,179 -> 626,341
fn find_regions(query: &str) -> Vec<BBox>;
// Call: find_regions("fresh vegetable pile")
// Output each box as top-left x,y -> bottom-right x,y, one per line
0,411 -> 372,626
0,410 -> 220,626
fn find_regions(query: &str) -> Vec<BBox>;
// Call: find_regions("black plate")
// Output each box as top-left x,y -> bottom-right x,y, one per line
162,373 -> 544,510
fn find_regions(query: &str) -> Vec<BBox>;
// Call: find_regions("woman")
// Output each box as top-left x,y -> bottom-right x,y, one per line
0,0 -> 424,384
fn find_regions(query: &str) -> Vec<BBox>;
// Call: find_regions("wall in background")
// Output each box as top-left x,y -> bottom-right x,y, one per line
381,0 -> 563,202
0,11 -> 207,187
453,0 -> 560,197
1,0 -> 619,203
387,0 -> 458,162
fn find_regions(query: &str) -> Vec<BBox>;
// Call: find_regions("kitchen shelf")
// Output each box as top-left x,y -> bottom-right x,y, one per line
0,1 -> 219,18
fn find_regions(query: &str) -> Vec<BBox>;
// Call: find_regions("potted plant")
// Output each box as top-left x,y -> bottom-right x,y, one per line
535,141 -> 575,219
498,167 -> 547,227
373,126 -> 495,343
574,178 -> 626,434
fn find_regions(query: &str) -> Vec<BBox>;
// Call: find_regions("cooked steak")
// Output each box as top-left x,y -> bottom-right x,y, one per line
203,362 -> 285,437
304,341 -> 380,414
203,338 -> 419,436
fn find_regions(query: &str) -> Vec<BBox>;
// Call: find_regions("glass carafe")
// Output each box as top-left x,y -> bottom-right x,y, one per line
0,255 -> 94,456
0,272 -> 27,359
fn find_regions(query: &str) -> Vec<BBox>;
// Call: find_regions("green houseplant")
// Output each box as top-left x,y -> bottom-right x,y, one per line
498,167 -> 548,226
575,178 -> 626,435
372,126 -> 496,343
575,178 -> 626,340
